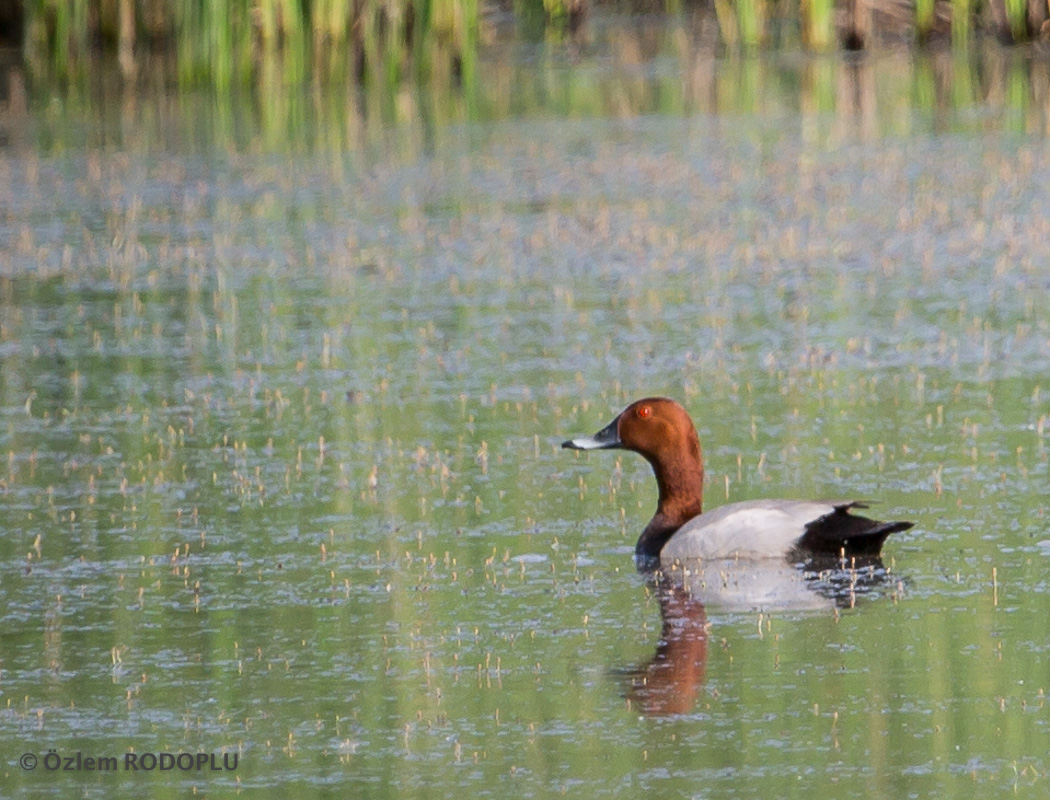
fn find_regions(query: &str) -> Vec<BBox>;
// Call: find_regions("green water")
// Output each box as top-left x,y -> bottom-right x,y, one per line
3,21 -> 1050,798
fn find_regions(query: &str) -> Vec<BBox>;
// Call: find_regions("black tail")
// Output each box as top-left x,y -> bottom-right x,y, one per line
791,502 -> 913,559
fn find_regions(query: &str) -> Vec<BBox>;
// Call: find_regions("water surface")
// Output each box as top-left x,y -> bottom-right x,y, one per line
2,21 -> 1050,798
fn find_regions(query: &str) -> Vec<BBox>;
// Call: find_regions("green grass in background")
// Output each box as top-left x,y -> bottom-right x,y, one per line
11,0 -> 1050,85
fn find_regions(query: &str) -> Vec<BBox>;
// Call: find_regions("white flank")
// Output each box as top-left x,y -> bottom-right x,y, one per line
659,499 -> 844,562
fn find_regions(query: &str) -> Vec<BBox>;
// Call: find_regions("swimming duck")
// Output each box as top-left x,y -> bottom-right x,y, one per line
562,397 -> 913,566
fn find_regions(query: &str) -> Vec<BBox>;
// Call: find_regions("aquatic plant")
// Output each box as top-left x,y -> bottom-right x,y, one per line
802,0 -> 836,50
915,0 -> 937,41
18,0 -> 478,82
11,0 -> 1050,77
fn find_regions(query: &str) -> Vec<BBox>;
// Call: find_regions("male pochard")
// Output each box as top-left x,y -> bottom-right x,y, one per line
562,397 -> 913,566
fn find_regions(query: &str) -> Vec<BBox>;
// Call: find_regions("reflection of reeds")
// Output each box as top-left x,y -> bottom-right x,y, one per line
5,24 -> 1048,154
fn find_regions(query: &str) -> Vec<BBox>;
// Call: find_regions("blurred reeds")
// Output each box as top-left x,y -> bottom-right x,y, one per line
8,0 -> 1050,85
19,0 -> 479,85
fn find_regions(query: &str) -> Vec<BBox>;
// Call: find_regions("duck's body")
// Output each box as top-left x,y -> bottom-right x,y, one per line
659,498 -> 905,563
562,397 -> 913,566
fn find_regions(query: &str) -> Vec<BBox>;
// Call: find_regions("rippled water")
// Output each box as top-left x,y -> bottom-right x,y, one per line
2,24 -> 1050,798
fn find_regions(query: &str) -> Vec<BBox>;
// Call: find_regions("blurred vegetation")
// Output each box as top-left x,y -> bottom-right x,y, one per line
2,0 -> 1049,89
16,0 -> 478,86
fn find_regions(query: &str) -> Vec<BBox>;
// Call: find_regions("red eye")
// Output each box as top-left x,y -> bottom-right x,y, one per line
637,406 -> 651,419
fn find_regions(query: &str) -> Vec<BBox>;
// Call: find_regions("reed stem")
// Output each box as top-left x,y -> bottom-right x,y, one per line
18,0 -> 479,83
915,0 -> 936,41
13,0 -> 1050,76
802,0 -> 836,51
951,0 -> 973,47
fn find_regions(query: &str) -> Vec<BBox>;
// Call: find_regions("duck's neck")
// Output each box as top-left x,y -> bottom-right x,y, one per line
635,447 -> 705,560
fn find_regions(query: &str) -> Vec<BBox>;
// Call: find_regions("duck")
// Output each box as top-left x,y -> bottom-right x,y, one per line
562,397 -> 913,567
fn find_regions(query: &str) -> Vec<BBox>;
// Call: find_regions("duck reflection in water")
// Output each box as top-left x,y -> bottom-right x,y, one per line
625,555 -> 895,716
